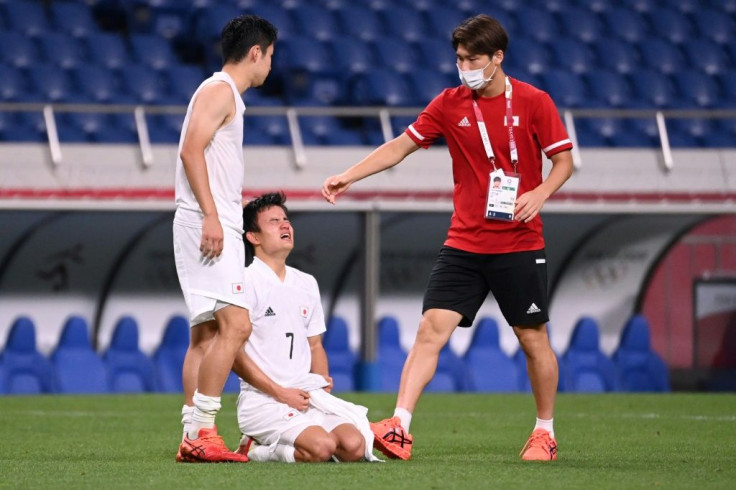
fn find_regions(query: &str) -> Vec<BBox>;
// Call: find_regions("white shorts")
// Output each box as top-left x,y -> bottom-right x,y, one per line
173,222 -> 248,326
237,389 -> 353,446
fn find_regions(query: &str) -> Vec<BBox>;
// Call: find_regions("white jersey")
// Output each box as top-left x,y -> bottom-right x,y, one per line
174,71 -> 246,235
241,257 -> 327,390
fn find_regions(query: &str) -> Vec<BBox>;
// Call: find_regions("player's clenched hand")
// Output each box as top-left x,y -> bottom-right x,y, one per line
276,387 -> 310,411
514,188 -> 548,223
201,214 -> 224,259
321,174 -> 352,204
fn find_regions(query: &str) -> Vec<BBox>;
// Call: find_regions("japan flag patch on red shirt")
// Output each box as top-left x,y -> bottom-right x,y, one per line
232,283 -> 243,294
300,305 -> 309,318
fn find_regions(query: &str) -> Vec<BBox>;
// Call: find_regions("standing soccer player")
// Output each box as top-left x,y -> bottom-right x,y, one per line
174,15 -> 277,463
322,14 -> 573,461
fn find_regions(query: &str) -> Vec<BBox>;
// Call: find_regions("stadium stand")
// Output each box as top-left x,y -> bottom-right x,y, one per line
51,316 -> 109,394
376,316 -> 407,392
561,317 -> 617,392
152,315 -> 189,393
463,317 -> 519,392
613,315 -> 670,392
323,316 -> 357,392
426,342 -> 465,392
0,317 -> 56,394
103,316 -> 156,393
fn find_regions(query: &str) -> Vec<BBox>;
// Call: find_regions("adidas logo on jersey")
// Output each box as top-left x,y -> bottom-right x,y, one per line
526,303 -> 541,314
265,307 -> 276,317
457,116 -> 471,127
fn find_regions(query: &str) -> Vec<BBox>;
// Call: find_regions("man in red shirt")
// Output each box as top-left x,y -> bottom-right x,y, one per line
322,14 -> 573,461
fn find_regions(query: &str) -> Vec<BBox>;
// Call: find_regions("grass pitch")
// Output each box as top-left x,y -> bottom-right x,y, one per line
1,393 -> 734,489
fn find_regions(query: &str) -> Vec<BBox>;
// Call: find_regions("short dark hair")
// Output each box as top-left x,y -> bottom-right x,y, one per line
452,14 -> 508,57
221,15 -> 278,64
494,176 -> 502,182
243,191 -> 289,264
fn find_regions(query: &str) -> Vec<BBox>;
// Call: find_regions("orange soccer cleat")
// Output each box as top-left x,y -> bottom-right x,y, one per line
178,426 -> 249,463
370,416 -> 413,460
520,428 -> 557,461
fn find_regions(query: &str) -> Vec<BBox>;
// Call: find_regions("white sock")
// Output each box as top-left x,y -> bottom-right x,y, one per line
394,407 -> 413,433
248,444 -> 296,463
534,417 -> 554,438
189,390 -> 221,439
181,405 -> 194,440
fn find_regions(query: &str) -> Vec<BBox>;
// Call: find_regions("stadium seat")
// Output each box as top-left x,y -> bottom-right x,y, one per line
585,71 -> 634,108
120,65 -> 171,104
62,112 -> 114,142
372,37 -> 419,75
668,128 -> 701,147
50,1 -> 98,38
692,9 -> 735,45
668,118 -> 716,145
426,343 -> 465,392
670,0 -> 700,14
463,318 -> 519,392
417,38 -> 457,76
74,65 -> 134,104
405,69 -> 453,106
195,4 -> 240,43
376,316 -> 407,392
593,39 -> 640,75
246,115 -> 290,144
323,316 -> 356,392
602,7 -> 651,43
299,115 -> 342,142
0,32 -> 40,69
351,68 -> 416,106
610,128 -> 657,147
551,38 -> 595,75
103,316 -> 156,393
543,69 -> 591,108
152,316 -> 189,393
0,111 -> 17,138
322,128 -> 365,145
631,70 -> 676,108
506,38 -> 551,75
639,40 -> 684,75
683,40 -> 730,76
0,317 -> 55,394
612,315 -> 670,392
381,6 -> 428,42
562,317 -> 617,392
516,8 -> 559,43
166,64 -> 205,103
330,38 -> 376,76
620,0 -> 659,12
647,9 -> 693,44
293,5 -> 338,42
39,33 -> 86,70
336,6 -> 383,42
0,65 -> 30,102
4,0 -> 50,37
28,65 -> 77,103
85,32 -> 132,70
130,34 -> 178,70
51,316 -> 108,394
0,362 -> 5,394
559,8 -> 604,43
675,72 -> 722,109
425,5 -> 466,41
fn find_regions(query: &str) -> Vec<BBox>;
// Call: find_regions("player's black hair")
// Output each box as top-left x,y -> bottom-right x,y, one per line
452,14 -> 508,56
494,176 -> 502,182
221,15 -> 278,64
243,191 -> 289,265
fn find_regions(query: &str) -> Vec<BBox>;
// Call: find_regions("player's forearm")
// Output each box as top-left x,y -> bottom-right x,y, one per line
181,151 -> 218,217
309,344 -> 330,379
536,150 -> 574,199
342,137 -> 408,184
233,350 -> 283,399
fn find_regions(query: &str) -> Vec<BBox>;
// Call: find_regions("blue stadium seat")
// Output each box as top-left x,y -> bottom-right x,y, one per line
612,315 -> 670,392
62,112 -> 115,142
692,9 -> 735,45
463,318 -> 519,392
1,317 -> 56,394
425,5 -> 466,41
405,69 -> 453,106
675,72 -> 722,109
130,34 -> 178,70
153,316 -> 189,393
293,5 -> 338,41
147,9 -> 189,41
562,317 -> 617,392
50,1 -> 98,38
0,32 -> 40,68
247,5 -> 297,41
668,127 -> 701,147
323,316 -> 356,392
0,65 -> 30,102
322,128 -> 365,145
683,40 -> 730,76
639,39 -> 684,75
718,70 -> 736,106
85,32 -> 132,70
336,6 -> 383,42
631,70 -> 676,108
51,316 -> 108,394
4,1 -> 50,37
417,38 -> 456,76
586,71 -> 634,108
223,371 -> 241,394
39,33 -> 86,70
245,115 -> 290,144
120,65 -> 171,104
668,118 -> 716,144
27,65 -> 77,103
330,38 -> 376,75
103,316 -> 156,393
0,111 -> 18,138
559,7 -> 605,43
543,69 -> 591,108
593,39 -> 640,75
195,4 -> 240,42
166,64 -> 205,103
516,8 -> 559,43
376,316 -> 407,392
581,118 -> 627,144
243,127 -> 277,145
299,115 -> 342,142
352,69 -> 416,106
506,38 -> 551,75
372,38 -> 419,74
670,0 -> 700,13
0,362 -> 5,394
602,7 -> 651,43
551,38 -> 595,75
147,116 -> 180,143
382,6 -> 428,42
74,65 -> 133,104
620,0 -> 659,12
426,343 -> 465,392
647,8 -> 693,44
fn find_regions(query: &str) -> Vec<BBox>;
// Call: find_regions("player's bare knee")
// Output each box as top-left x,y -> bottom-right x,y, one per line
309,438 -> 336,462
218,317 -> 252,344
339,433 -> 365,462
415,318 -> 447,352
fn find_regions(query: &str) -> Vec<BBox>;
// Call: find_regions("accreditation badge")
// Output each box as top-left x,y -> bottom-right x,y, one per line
485,168 -> 520,222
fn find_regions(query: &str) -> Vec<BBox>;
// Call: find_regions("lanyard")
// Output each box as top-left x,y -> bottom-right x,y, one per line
471,76 -> 518,173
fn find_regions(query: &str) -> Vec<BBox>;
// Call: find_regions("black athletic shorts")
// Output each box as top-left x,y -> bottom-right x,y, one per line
422,246 -> 549,328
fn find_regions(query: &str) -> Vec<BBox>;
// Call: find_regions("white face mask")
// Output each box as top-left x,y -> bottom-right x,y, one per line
457,60 -> 497,90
